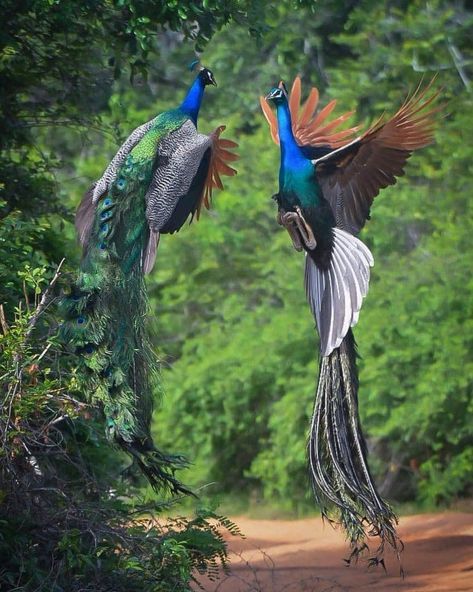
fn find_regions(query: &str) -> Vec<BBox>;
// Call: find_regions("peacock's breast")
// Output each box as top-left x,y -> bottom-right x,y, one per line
280,166 -> 322,209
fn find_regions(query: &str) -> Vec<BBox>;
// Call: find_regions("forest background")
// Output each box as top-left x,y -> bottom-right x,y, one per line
1,0 -> 472,589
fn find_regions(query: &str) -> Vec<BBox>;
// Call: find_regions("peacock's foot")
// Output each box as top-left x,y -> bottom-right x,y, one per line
278,208 -> 317,251
277,209 -> 303,251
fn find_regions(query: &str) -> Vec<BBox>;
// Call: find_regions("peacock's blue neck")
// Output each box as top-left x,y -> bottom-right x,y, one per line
180,76 -> 205,125
277,101 -> 307,168
277,100 -> 312,190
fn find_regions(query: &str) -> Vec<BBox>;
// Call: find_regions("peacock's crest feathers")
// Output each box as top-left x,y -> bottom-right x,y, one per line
260,76 -> 359,148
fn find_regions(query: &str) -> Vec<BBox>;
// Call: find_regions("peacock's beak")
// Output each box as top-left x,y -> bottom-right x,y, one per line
265,88 -> 281,101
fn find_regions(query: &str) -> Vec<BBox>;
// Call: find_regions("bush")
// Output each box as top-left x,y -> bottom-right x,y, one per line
0,265 -> 239,591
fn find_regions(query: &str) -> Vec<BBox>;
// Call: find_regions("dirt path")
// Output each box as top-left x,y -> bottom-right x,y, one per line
201,512 -> 473,591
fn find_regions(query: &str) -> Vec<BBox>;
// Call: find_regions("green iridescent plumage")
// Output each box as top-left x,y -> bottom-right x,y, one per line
62,126 -> 189,493
61,67 -> 238,494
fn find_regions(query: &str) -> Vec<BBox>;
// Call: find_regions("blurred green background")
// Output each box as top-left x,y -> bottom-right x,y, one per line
2,0 -> 472,515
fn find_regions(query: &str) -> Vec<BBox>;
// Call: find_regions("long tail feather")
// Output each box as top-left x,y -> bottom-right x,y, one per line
62,169 -> 191,496
309,329 -> 402,566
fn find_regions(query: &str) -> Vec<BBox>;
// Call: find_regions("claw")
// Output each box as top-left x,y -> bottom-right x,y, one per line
277,207 -> 317,251
294,206 -> 317,249
277,209 -> 303,251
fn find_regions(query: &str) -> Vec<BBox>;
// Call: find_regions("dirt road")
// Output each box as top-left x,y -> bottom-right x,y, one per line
202,512 -> 473,591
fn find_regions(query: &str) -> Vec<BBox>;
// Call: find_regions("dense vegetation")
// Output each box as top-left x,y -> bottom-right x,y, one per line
0,0 -> 472,588
153,0 -> 473,509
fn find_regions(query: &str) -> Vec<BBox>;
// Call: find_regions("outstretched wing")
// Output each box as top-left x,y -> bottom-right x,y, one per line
260,76 -> 358,149
315,78 -> 441,235
195,125 -> 238,219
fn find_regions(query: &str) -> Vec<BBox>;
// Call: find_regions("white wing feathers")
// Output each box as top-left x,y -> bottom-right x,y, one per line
305,228 -> 374,357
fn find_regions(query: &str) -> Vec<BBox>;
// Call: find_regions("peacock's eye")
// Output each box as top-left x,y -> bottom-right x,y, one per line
84,343 -> 95,354
117,178 -> 126,190
103,198 -> 112,206
77,316 -> 86,325
99,242 -> 107,250
100,223 -> 109,233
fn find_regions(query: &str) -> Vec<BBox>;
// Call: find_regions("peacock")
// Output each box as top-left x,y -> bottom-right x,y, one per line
261,77 -> 439,563
62,64 -> 237,495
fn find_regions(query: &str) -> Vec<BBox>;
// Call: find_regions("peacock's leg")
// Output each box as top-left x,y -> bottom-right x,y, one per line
278,208 -> 317,251
294,206 -> 317,250
278,209 -> 303,251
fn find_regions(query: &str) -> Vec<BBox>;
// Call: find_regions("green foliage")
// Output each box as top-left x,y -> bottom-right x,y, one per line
146,0 -> 472,510
1,1 -> 472,584
0,271 -> 238,591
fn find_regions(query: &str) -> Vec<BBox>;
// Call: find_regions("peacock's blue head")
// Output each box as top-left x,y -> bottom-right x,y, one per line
190,60 -> 217,87
198,67 -> 217,87
266,82 -> 288,105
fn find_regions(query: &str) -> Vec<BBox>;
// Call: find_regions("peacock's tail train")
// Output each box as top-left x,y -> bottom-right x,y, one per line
61,166 -> 191,496
309,329 -> 402,567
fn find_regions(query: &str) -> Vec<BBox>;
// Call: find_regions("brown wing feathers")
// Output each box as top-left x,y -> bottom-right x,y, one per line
316,78 -> 441,234
360,77 -> 440,150
259,76 -> 359,148
196,125 -> 238,219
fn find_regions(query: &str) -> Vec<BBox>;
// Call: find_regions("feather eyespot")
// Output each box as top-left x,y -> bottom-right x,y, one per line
84,344 -> 95,354
116,178 -> 126,190
99,242 -> 107,250
100,223 -> 109,233
103,198 -> 112,206
77,316 -> 86,325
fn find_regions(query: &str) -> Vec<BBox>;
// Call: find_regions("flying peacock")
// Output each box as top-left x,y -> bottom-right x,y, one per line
62,64 -> 237,495
261,77 -> 439,563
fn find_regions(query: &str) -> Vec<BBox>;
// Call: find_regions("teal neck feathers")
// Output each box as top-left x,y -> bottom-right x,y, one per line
179,75 -> 205,125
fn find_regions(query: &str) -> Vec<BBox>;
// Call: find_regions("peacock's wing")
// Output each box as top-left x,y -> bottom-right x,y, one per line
146,122 -> 238,234
77,110 -> 188,247
195,125 -> 238,220
75,184 -> 96,247
260,76 -> 359,150
314,78 -> 441,235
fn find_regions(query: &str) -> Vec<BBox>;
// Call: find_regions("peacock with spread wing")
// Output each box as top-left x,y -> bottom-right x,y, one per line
62,64 -> 237,495
261,76 -> 440,563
